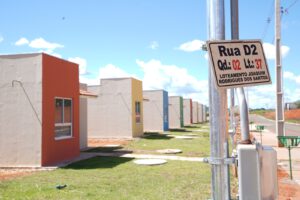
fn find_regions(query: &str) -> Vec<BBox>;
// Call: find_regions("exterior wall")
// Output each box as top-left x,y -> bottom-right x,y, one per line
183,99 -> 192,126
198,104 -> 203,123
42,54 -> 80,166
162,91 -> 169,131
192,101 -> 198,123
79,83 -> 88,149
0,54 -> 42,167
203,105 -> 207,122
168,96 -> 183,129
143,90 -> 169,132
131,78 -> 144,137
88,78 -> 139,138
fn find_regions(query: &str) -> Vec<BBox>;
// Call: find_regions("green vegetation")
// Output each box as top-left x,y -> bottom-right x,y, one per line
124,123 -> 210,157
0,122 -> 238,200
249,108 -> 269,115
0,157 -> 212,200
293,100 -> 300,109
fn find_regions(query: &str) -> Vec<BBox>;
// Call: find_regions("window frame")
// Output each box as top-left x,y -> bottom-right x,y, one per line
54,97 -> 73,140
135,101 -> 141,124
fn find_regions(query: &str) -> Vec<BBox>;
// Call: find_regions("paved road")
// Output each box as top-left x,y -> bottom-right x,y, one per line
249,114 -> 300,136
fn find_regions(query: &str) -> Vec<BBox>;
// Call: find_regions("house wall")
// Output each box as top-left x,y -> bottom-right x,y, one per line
198,104 -> 203,123
79,83 -> 88,149
162,91 -> 169,131
168,96 -> 183,129
183,99 -> 192,126
203,106 -> 207,122
192,102 -> 198,123
0,54 -> 42,167
131,78 -> 144,137
143,90 -> 168,132
88,78 -> 135,138
42,54 -> 80,166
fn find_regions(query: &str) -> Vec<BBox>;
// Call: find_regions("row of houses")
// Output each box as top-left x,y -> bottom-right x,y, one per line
0,53 -> 207,167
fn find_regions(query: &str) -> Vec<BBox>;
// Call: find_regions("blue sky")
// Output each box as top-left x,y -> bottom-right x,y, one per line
1,0 -> 300,108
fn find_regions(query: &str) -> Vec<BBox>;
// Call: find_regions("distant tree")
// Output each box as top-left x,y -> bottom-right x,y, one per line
295,100 -> 300,108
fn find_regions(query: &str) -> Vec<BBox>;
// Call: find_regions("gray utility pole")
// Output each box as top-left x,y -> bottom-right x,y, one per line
207,0 -> 229,199
275,0 -> 285,146
231,0 -> 250,143
231,0 -> 251,143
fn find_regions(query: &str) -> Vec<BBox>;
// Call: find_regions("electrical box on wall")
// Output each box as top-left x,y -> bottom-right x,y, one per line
237,144 -> 278,200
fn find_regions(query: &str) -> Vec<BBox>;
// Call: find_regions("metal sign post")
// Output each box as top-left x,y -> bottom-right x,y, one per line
207,0 -> 228,199
230,0 -> 251,144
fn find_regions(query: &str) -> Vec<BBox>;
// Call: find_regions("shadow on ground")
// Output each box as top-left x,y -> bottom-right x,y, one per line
64,156 -> 134,169
169,128 -> 192,132
184,125 -> 200,129
142,132 -> 173,140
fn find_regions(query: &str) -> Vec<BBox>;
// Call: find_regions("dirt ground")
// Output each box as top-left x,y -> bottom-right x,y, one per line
0,168 -> 54,181
278,168 -> 300,199
264,109 -> 300,121
88,138 -> 131,147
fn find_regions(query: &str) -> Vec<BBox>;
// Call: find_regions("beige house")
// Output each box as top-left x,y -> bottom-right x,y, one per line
168,96 -> 184,129
183,98 -> 193,126
0,53 -> 80,167
192,101 -> 199,123
87,78 -> 143,139
198,103 -> 204,123
79,83 -> 97,149
143,90 -> 169,132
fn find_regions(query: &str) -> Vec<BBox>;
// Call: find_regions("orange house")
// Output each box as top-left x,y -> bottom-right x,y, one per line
0,53 -> 80,167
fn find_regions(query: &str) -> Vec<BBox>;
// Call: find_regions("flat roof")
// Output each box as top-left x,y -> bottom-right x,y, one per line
79,89 -> 98,98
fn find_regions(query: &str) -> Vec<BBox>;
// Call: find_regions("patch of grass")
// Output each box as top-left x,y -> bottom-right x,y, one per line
0,157 -> 212,200
124,124 -> 210,157
286,119 -> 300,124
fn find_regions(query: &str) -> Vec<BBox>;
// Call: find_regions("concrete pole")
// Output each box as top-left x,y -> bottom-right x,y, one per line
231,0 -> 251,143
207,0 -> 228,199
275,0 -> 285,146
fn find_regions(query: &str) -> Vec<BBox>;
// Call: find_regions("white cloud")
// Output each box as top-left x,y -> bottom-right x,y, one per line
37,49 -> 62,58
283,71 -> 300,84
15,37 -> 63,52
15,37 -> 29,46
246,84 -> 276,109
99,64 -> 132,79
79,76 -> 100,86
149,41 -> 159,50
68,57 -> 87,75
263,43 -> 290,60
29,38 -> 63,50
136,59 -> 208,105
0,36 -> 3,43
284,88 -> 300,103
79,63 -> 134,85
244,71 -> 300,108
177,39 -> 205,52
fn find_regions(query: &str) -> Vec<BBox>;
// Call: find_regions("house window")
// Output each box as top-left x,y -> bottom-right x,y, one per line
55,98 -> 72,139
135,101 -> 141,123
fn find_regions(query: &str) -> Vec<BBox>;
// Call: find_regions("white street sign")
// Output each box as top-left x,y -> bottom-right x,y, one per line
207,40 -> 271,88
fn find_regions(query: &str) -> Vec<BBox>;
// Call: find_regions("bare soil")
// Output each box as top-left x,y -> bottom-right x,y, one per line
0,168 -> 46,181
264,109 -> 300,122
278,168 -> 300,200
88,138 -> 131,147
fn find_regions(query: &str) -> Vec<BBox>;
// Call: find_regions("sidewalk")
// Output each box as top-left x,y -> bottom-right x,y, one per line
250,125 -> 300,185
